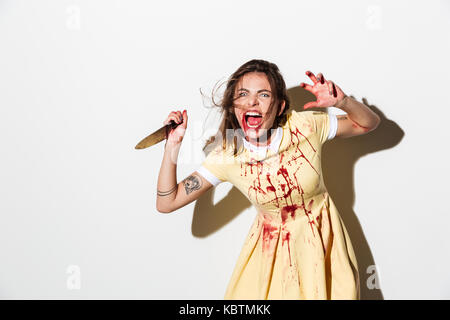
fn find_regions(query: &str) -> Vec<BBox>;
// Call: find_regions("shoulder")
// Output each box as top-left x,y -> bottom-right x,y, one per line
203,140 -> 235,165
287,108 -> 327,119
292,109 -> 327,118
289,109 -> 330,124
285,109 -> 335,143
200,140 -> 237,184
286,109 -> 324,128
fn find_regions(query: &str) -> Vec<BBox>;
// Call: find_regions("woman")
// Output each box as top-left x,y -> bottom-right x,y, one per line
156,59 -> 380,300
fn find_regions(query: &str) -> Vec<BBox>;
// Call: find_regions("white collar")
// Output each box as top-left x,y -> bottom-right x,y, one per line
242,127 -> 283,154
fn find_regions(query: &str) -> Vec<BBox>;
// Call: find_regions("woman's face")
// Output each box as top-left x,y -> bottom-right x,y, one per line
233,72 -> 285,144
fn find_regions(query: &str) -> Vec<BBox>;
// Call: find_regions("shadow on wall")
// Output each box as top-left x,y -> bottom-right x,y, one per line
192,85 -> 404,300
289,86 -> 405,299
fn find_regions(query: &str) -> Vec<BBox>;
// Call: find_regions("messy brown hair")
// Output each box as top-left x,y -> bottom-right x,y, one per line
202,59 -> 290,156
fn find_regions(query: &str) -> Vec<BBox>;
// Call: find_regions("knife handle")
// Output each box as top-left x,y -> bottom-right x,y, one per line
165,120 -> 181,139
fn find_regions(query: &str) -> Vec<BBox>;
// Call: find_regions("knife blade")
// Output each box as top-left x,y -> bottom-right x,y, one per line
135,120 -> 180,149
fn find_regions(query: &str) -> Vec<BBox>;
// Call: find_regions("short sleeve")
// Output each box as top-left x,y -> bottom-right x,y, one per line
196,144 -> 230,186
310,111 -> 338,144
328,113 -> 338,140
197,165 -> 223,187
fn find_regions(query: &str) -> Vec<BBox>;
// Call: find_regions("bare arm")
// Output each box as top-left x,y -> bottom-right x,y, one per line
334,96 -> 381,138
155,109 -> 213,213
299,70 -> 380,139
156,141 -> 213,212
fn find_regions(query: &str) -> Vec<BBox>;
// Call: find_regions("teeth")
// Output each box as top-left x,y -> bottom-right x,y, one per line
245,111 -> 263,128
246,111 -> 262,116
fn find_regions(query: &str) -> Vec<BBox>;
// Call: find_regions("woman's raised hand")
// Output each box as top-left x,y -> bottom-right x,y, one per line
163,109 -> 188,147
300,71 -> 347,109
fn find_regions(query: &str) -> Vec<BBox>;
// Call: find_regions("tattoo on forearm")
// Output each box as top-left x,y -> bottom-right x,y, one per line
157,185 -> 177,196
182,174 -> 202,195
337,114 -> 371,132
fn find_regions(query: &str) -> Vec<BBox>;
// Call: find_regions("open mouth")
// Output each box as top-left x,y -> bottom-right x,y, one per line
244,111 -> 263,128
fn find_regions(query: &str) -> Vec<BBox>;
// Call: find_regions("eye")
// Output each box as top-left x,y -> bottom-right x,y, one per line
239,92 -> 247,96
261,93 -> 270,97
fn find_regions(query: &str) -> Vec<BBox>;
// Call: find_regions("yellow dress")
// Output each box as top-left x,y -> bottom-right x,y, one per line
198,109 -> 360,300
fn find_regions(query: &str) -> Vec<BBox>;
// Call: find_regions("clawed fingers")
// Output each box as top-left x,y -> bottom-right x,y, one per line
306,70 -> 318,84
323,80 -> 338,97
300,82 -> 313,91
317,73 -> 326,84
327,81 -> 333,96
304,71 -> 329,88
331,81 -> 337,97
304,70 -> 338,97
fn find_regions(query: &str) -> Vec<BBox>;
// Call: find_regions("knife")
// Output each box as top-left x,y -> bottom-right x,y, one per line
135,120 -> 180,149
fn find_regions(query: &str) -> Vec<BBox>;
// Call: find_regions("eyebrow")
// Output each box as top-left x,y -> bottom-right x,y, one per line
237,88 -> 272,93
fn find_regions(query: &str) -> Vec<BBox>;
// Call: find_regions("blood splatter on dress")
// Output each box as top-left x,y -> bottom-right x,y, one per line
196,109 -> 360,300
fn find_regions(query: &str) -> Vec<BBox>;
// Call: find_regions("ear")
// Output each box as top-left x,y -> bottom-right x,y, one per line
277,100 -> 286,116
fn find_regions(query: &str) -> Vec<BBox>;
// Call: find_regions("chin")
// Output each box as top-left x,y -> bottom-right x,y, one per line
244,127 -> 270,142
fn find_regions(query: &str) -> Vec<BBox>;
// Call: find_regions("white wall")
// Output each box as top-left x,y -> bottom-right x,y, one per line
0,0 -> 449,299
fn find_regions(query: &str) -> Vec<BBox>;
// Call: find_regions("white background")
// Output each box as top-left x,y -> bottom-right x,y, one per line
0,0 -> 449,299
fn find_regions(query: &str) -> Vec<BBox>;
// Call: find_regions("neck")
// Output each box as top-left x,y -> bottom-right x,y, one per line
245,128 -> 276,147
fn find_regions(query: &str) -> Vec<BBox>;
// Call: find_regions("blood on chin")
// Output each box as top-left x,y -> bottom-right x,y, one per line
242,124 -> 270,143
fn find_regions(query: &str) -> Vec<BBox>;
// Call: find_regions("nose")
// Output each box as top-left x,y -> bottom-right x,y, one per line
247,93 -> 259,106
